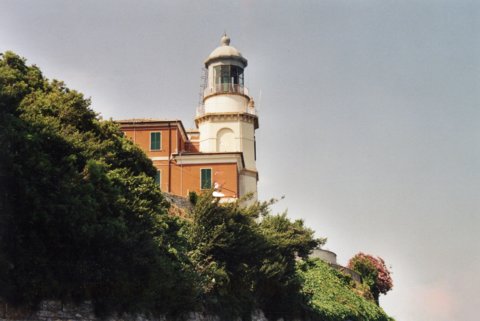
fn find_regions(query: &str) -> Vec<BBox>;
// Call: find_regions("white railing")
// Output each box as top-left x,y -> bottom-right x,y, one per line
203,84 -> 249,97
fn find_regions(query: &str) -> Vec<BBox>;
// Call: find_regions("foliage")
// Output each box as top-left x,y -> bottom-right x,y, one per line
187,193 -> 322,320
0,51 -> 196,315
347,253 -> 393,304
256,212 -> 324,320
298,260 -> 394,321
188,191 -> 198,205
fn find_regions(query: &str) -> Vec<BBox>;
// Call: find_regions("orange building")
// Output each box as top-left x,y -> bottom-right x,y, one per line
117,35 -> 259,202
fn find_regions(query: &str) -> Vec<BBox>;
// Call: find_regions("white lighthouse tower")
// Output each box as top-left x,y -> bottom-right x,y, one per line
195,34 -> 259,201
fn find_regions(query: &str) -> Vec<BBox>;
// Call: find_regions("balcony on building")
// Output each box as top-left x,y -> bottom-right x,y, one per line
204,65 -> 249,99
196,98 -> 256,118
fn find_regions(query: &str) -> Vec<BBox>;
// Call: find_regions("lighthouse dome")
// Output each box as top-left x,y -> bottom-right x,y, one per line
205,34 -> 248,67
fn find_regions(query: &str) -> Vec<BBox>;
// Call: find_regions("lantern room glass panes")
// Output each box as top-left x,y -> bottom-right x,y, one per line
213,65 -> 244,92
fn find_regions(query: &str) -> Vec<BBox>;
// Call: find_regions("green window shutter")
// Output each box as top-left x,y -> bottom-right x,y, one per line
201,169 -> 212,189
150,132 -> 161,150
155,171 -> 161,186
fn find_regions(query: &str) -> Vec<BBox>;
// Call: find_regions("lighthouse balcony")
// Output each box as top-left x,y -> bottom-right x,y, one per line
196,103 -> 256,118
203,83 -> 249,99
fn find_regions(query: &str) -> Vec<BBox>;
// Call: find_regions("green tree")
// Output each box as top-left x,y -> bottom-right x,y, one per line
0,51 -> 195,315
187,193 -> 322,320
187,193 -> 265,318
256,213 -> 324,320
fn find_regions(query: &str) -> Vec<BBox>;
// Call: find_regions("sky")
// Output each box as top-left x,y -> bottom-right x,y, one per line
1,1 -> 479,320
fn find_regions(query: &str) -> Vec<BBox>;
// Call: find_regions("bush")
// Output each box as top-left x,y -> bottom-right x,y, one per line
188,191 -> 198,205
298,260 -> 393,321
348,252 -> 393,305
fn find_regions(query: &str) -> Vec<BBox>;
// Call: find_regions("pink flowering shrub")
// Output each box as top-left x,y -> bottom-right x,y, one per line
347,252 -> 393,304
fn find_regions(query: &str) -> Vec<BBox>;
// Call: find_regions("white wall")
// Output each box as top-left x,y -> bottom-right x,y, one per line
198,117 -> 256,171
204,94 -> 249,114
239,171 -> 258,203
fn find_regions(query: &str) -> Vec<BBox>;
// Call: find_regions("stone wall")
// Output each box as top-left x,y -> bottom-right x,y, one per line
310,248 -> 337,264
0,301 -> 271,321
309,248 -> 361,283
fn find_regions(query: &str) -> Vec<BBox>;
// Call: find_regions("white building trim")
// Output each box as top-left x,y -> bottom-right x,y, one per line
173,153 -> 245,171
150,156 -> 169,161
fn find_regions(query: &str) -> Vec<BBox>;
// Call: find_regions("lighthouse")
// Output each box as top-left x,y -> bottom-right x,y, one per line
195,34 -> 259,201
118,35 -> 259,202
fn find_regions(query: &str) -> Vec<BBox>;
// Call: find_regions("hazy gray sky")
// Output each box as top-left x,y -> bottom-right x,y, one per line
1,1 -> 479,320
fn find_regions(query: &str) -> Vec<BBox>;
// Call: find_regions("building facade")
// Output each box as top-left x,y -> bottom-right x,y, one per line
118,35 -> 259,202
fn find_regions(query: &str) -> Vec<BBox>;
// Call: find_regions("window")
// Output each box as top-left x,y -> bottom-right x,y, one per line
155,170 -> 161,187
213,65 -> 244,89
230,65 -> 244,85
200,168 -> 212,189
150,132 -> 161,150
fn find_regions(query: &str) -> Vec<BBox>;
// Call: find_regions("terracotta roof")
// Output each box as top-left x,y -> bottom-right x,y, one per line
116,118 -> 188,140
116,118 -> 180,123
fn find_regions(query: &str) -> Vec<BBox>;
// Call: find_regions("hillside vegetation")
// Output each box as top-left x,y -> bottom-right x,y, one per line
299,260 -> 393,321
0,52 -> 394,321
